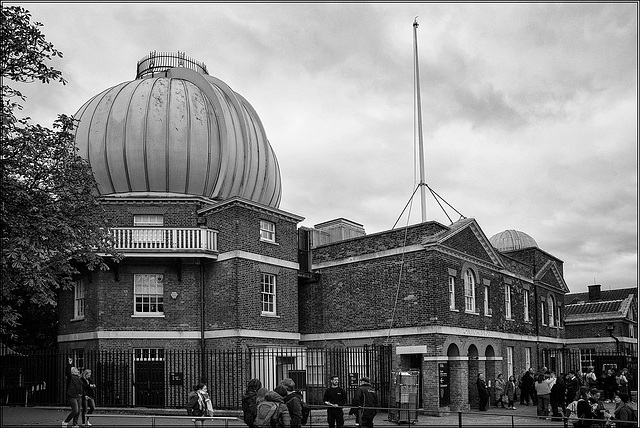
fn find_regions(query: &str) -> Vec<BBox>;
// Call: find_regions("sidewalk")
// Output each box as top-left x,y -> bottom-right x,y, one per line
0,402 -> 617,427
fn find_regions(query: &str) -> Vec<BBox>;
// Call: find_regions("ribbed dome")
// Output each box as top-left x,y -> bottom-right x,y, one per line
489,229 -> 538,251
73,53 -> 281,207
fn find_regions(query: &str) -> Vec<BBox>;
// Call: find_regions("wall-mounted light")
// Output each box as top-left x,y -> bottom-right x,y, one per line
170,291 -> 178,300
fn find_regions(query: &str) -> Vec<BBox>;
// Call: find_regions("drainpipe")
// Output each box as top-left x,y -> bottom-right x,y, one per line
200,257 -> 206,383
532,258 -> 540,369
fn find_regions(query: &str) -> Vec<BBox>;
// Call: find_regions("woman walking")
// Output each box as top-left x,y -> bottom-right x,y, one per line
505,375 -> 517,410
80,368 -> 96,427
494,374 -> 506,408
477,373 -> 489,411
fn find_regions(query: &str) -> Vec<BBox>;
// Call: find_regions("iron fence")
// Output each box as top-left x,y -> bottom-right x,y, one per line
1,345 -> 392,409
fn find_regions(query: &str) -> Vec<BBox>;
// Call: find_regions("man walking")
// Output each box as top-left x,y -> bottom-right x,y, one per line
324,375 -> 346,428
350,377 -> 378,428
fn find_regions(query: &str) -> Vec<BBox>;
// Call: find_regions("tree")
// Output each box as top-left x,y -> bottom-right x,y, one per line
1,5 -> 119,347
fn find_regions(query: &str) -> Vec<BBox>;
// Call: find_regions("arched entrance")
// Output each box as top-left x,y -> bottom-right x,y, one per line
485,345 -> 496,406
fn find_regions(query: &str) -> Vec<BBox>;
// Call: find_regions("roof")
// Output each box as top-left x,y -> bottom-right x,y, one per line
564,287 -> 637,305
564,287 -> 636,323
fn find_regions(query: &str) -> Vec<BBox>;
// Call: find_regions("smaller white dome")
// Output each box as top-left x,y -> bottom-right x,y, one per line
489,229 -> 538,251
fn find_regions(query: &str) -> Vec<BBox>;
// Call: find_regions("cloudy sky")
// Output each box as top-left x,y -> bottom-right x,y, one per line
8,2 -> 638,293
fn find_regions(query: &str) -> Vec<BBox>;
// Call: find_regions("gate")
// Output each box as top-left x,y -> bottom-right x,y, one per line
133,348 -> 165,407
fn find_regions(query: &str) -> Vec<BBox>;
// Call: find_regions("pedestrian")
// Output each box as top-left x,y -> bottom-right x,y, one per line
611,392 -> 636,428
323,375 -> 346,428
528,368 -> 538,406
616,370 -> 629,395
585,366 -> 597,389
494,373 -> 506,408
257,389 -> 291,428
62,357 -> 84,428
565,371 -> 580,406
187,383 -> 213,427
550,373 -> 566,421
277,378 -> 304,428
604,369 -> 617,402
534,373 -> 552,418
241,378 -> 262,427
350,376 -> 378,428
520,369 -> 533,406
477,373 -> 489,412
505,375 -> 517,410
80,368 -> 96,427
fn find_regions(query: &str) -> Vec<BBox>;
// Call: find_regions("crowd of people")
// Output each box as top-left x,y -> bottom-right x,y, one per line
477,365 -> 636,427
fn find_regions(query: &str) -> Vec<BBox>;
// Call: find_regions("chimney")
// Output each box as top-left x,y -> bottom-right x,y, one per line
588,284 -> 601,301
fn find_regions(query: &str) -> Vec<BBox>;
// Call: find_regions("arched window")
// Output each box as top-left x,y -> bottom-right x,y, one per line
464,269 -> 476,312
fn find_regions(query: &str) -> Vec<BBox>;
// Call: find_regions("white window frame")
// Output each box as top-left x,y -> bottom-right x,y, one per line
523,290 -> 530,321
306,349 -> 325,386
133,215 -> 164,244
484,285 -> 490,316
448,276 -> 456,310
524,347 -> 531,370
260,220 -> 276,243
261,273 -> 276,315
506,347 -> 514,378
505,284 -> 512,319
556,304 -> 562,327
464,269 -> 476,313
548,295 -> 555,326
134,348 -> 165,361
74,279 -> 86,320
133,274 -> 164,317
541,300 -> 546,325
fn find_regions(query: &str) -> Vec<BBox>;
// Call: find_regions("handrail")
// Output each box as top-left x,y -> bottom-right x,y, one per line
110,227 -> 217,252
86,413 -> 239,428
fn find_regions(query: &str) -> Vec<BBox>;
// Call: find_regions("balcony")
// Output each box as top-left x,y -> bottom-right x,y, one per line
110,227 -> 218,258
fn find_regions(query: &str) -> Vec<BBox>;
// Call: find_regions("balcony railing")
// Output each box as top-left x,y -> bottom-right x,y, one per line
111,228 -> 217,254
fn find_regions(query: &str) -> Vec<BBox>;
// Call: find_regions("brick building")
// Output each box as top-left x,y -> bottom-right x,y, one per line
56,52 -> 612,412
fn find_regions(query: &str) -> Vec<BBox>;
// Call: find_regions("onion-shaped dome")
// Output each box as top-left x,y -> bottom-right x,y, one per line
489,229 -> 538,251
73,51 -> 281,207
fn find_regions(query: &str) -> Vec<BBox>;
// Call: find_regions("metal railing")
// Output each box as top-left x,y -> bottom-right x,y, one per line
110,227 -> 217,253
136,51 -> 209,79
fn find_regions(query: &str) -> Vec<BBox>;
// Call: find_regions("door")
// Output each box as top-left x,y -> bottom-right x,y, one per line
134,349 -> 165,407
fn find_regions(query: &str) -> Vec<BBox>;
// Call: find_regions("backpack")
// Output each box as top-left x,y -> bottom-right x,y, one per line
300,400 -> 311,425
566,400 -> 579,424
186,392 -> 204,416
254,400 -> 279,427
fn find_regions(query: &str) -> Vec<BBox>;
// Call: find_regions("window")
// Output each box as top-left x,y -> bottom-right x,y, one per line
134,274 -> 164,315
73,349 -> 85,369
523,290 -> 530,321
448,276 -> 455,309
464,269 -> 476,312
556,304 -> 562,327
134,348 -> 165,361
74,279 -> 86,320
524,348 -> 531,370
541,300 -> 546,325
261,273 -> 276,315
548,295 -> 555,326
484,285 -> 490,315
580,349 -> 595,373
505,284 -> 512,319
506,347 -> 514,378
306,349 -> 325,386
260,220 -> 276,243
133,215 -> 164,244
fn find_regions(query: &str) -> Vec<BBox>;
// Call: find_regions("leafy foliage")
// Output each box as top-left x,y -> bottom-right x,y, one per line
1,6 -> 120,344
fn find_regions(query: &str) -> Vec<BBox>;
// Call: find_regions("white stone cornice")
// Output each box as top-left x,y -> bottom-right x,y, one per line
217,250 -> 299,270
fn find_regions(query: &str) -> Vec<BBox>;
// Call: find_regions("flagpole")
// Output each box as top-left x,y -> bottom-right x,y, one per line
413,17 -> 427,223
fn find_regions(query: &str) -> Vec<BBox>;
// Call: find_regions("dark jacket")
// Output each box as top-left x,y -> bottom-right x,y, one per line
81,377 -> 95,398
351,382 -> 378,419
281,389 -> 303,428
323,386 -> 346,407
242,389 -> 259,427
550,379 -> 566,404
477,379 -> 489,398
65,363 -> 84,398
613,402 -> 636,428
565,376 -> 580,402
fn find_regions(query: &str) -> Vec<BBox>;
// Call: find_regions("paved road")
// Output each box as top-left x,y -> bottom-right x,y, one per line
0,402 -> 617,427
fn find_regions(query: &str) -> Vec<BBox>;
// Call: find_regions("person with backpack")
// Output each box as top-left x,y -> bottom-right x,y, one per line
277,378 -> 308,428
187,383 -> 213,427
242,378 -> 263,427
350,376 -> 378,428
254,389 -> 290,428
323,375 -> 346,428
